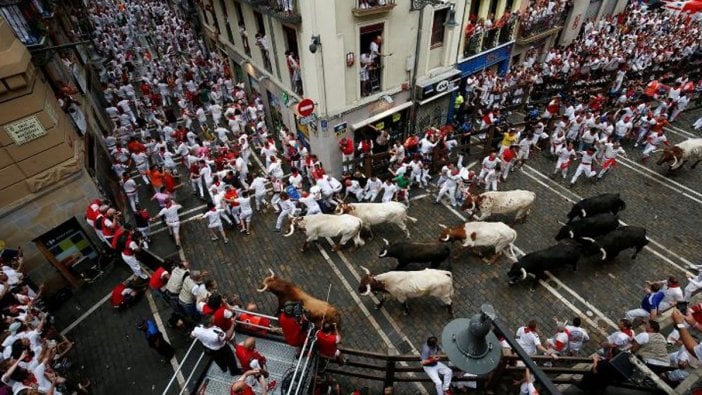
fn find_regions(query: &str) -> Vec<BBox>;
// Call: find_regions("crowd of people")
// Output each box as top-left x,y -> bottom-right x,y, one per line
0,245 -> 90,395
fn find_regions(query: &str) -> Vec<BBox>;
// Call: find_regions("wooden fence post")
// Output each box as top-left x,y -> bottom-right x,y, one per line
383,357 -> 396,390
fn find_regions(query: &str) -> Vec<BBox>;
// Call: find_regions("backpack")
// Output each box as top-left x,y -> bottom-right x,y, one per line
113,231 -> 130,253
283,301 -> 304,322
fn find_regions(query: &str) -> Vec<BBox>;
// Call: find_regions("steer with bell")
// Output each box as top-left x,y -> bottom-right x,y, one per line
578,226 -> 649,262
555,213 -> 619,241
507,240 -> 583,289
567,193 -> 626,223
285,214 -> 364,252
335,201 -> 418,238
461,189 -> 536,223
379,238 -> 451,270
358,266 -> 454,316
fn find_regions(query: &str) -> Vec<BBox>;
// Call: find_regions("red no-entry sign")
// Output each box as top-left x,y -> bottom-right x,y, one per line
297,98 -> 315,117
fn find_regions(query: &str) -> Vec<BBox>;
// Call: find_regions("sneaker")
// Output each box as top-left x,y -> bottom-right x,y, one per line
267,380 -> 277,391
568,183 -> 575,189
224,239 -> 229,244
634,143 -> 639,147
210,237 -> 218,241
274,228 -> 281,233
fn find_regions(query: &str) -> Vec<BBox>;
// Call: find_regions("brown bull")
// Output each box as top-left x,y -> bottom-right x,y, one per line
257,269 -> 341,327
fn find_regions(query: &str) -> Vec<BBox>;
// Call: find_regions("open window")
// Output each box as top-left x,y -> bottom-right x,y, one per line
253,11 -> 272,72
430,8 -> 449,48
359,23 -> 384,97
283,25 -> 303,95
234,2 -> 251,57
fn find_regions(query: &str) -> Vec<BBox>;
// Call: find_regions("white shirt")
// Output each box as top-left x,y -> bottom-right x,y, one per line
202,208 -> 223,227
158,204 -> 182,223
515,326 -> 541,356
191,326 -> 227,350
566,325 -> 589,352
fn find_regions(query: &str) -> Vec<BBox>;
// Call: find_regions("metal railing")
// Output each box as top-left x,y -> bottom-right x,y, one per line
518,10 -> 568,39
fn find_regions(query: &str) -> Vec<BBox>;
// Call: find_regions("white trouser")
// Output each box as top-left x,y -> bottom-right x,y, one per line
126,191 -> 139,212
276,209 -> 293,230
570,164 -> 595,184
693,117 -> 702,130
436,184 -> 457,206
642,144 -> 658,158
685,281 -> 702,301
121,253 -> 148,279
554,159 -> 570,178
365,190 -> 379,202
341,153 -> 354,172
478,168 -> 494,182
502,161 -> 514,179
423,362 -> 452,395
624,308 -> 651,321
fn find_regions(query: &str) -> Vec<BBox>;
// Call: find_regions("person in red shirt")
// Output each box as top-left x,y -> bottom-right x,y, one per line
338,137 -> 354,173
149,265 -> 170,302
315,322 -> 344,365
278,302 -> 308,352
111,282 -> 142,310
234,338 -> 277,393
501,145 -> 518,182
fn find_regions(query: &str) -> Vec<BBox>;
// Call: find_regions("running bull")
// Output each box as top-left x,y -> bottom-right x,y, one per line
555,213 -> 619,241
579,226 -> 649,262
656,138 -> 702,171
358,266 -> 454,316
257,269 -> 341,327
379,238 -> 451,270
566,193 -> 626,223
507,240 -> 583,289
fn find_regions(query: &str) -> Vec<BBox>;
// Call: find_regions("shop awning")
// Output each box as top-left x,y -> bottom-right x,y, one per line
351,101 -> 413,131
415,68 -> 462,103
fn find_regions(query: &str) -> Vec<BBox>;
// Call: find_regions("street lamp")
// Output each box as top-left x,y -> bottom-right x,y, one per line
441,304 -> 562,394
409,0 -> 458,135
441,304 -> 502,375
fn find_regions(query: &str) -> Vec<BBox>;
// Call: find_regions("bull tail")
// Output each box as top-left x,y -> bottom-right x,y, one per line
406,215 -> 418,223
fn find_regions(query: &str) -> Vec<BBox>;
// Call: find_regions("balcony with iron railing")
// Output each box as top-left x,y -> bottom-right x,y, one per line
0,0 -> 54,48
462,21 -> 516,58
516,8 -> 569,44
352,0 -> 397,17
253,0 -> 301,24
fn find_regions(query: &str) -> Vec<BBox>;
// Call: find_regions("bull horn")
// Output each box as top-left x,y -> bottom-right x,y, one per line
438,224 -> 448,229
441,234 -> 451,242
581,208 -> 587,218
520,267 -> 528,281
672,155 -> 679,169
360,266 -> 371,275
580,237 -> 595,243
268,269 -> 275,278
569,230 -> 574,239
382,238 -> 389,246
557,220 -> 566,226
361,284 -> 372,296
256,284 -> 268,292
284,222 -> 296,237
651,149 -> 663,154
600,248 -> 607,261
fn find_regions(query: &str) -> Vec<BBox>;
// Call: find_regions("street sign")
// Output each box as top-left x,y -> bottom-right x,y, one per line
297,98 -> 315,116
299,114 -> 317,125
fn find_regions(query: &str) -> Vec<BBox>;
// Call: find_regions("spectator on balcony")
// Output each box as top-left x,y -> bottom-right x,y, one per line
369,35 -> 387,68
285,51 -> 302,95
279,0 -> 294,14
360,53 -> 372,97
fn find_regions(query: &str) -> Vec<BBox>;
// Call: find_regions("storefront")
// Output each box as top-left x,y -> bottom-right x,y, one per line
448,43 -> 513,120
413,69 -> 462,134
350,101 -> 412,143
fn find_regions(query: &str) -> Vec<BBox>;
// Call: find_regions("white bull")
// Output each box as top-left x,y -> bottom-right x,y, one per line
285,214 -> 365,252
462,190 -> 536,223
359,266 -> 454,316
438,221 -> 517,264
656,138 -> 702,170
335,202 -> 418,238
